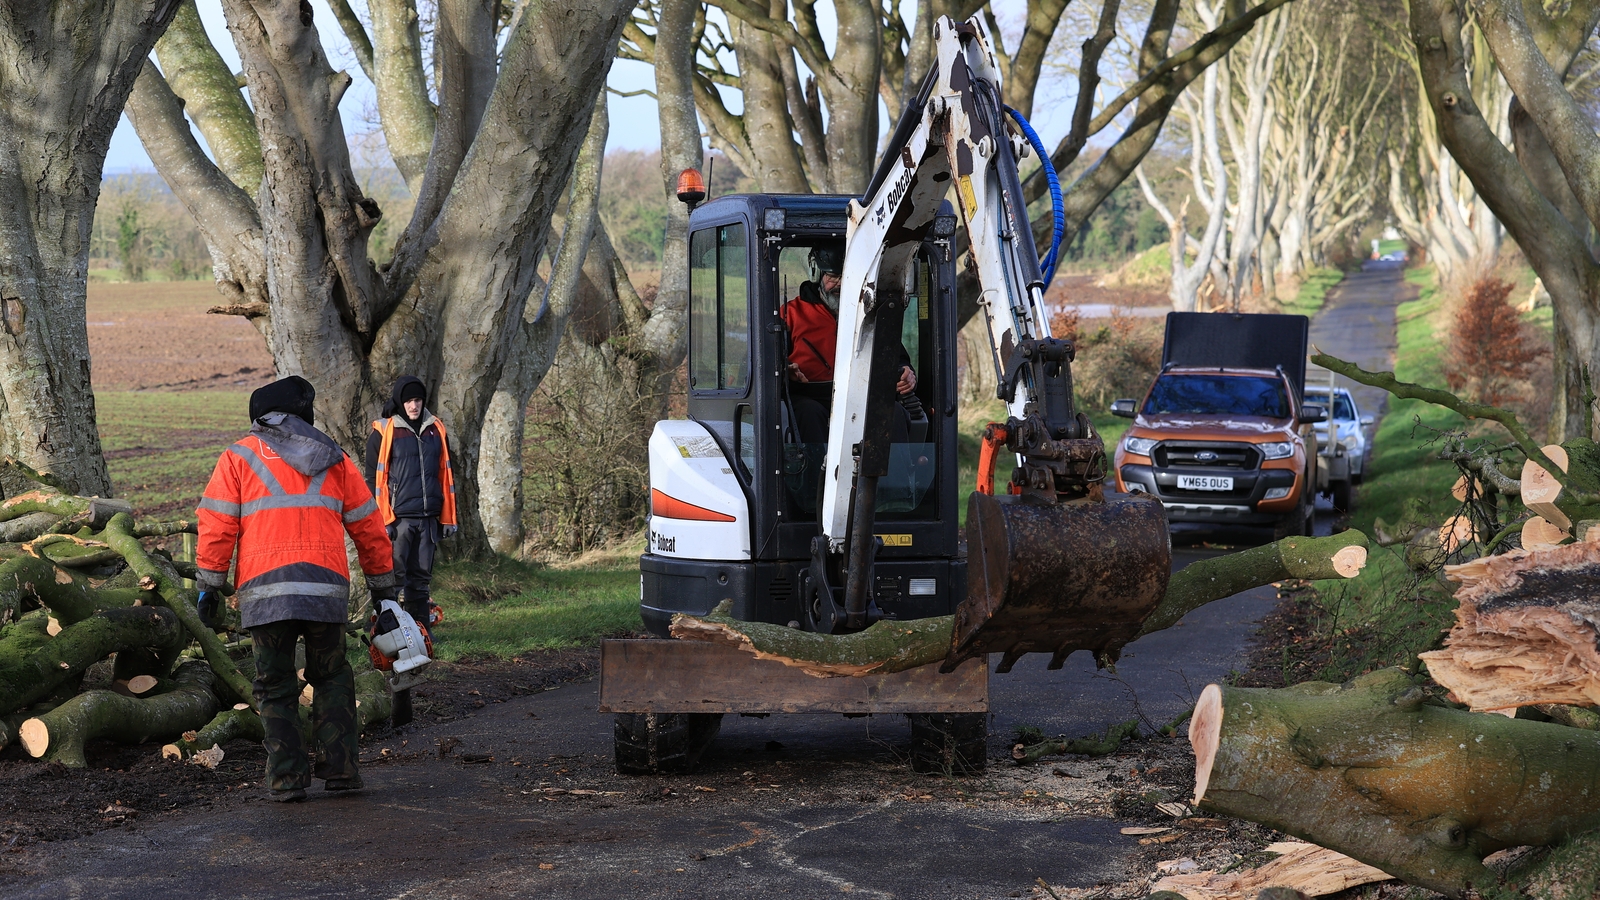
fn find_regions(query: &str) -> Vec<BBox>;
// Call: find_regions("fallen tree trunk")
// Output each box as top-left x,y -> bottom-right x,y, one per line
101,513 -> 255,708
1188,668 -> 1600,897
0,606 -> 188,716
1137,531 -> 1368,637
0,512 -> 64,543
671,531 -> 1369,676
1421,540 -> 1600,711
0,554 -> 137,627
20,658 -> 220,767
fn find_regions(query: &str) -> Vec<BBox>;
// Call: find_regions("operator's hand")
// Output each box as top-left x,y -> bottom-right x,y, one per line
196,591 -> 221,629
385,524 -> 396,541
786,361 -> 809,383
370,582 -> 399,605
442,524 -> 458,539
897,365 -> 917,395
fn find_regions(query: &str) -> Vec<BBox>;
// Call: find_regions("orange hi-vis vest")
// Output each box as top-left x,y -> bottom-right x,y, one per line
782,295 -> 838,383
371,416 -> 458,526
197,434 -> 395,628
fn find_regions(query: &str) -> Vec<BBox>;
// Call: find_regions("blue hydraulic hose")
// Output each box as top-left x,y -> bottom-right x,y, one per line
1006,106 -> 1065,288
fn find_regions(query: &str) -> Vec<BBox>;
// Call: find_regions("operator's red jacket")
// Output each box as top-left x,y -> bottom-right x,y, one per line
196,413 -> 397,629
782,291 -> 838,383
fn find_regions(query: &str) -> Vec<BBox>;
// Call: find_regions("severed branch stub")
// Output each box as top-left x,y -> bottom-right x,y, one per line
672,531 -> 1370,676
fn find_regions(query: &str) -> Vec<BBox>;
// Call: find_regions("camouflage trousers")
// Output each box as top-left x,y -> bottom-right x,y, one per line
250,620 -> 358,792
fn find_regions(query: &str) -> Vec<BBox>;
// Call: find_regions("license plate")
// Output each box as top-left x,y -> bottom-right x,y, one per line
1177,475 -> 1233,491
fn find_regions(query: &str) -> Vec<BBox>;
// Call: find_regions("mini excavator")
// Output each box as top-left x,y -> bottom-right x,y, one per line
601,14 -> 1172,774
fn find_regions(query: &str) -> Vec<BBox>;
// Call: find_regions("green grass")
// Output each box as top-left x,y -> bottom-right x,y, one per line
1301,265 -> 1468,681
97,390 -> 249,516
1279,267 -> 1344,318
426,555 -> 643,660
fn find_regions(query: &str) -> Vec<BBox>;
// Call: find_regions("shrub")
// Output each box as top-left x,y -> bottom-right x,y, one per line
1058,310 -> 1165,409
1442,276 -> 1546,408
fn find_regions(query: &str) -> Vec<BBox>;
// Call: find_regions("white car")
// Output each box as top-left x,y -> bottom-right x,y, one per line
1303,386 -> 1374,511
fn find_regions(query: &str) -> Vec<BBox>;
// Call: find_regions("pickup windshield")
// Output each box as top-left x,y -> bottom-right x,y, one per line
1143,374 -> 1290,418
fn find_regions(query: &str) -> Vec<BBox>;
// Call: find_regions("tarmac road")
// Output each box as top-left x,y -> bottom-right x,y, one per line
2,265 -> 1406,900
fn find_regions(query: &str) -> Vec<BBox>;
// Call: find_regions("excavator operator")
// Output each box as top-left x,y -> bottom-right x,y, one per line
783,243 -> 916,444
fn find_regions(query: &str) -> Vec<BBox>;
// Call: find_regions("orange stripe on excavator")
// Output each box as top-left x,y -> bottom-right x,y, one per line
651,488 -> 737,522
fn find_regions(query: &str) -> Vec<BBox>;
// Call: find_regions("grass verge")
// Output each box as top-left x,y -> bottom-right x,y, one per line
428,555 -> 642,661
1279,267 -> 1344,318
1291,265 -> 1468,682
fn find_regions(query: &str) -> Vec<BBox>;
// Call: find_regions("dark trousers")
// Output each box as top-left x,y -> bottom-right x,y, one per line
788,381 -> 911,445
250,620 -> 357,791
390,517 -> 438,623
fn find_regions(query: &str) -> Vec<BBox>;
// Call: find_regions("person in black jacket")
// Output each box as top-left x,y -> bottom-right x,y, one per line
365,376 -> 458,629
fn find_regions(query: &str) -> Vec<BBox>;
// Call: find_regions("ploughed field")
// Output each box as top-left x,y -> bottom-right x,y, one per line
88,281 -> 276,518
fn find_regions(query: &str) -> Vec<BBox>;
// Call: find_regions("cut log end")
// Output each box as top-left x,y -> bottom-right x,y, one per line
233,703 -> 250,711
46,617 -> 61,636
19,718 -> 49,758
1189,683 -> 1223,806
1521,516 -> 1569,551
126,675 -> 159,696
160,744 -> 183,761
1521,445 -> 1570,530
1331,545 -> 1367,578
1438,515 -> 1474,554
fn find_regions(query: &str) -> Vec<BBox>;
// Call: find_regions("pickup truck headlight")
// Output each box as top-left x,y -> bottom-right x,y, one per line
1258,441 -> 1294,460
1123,436 -> 1158,456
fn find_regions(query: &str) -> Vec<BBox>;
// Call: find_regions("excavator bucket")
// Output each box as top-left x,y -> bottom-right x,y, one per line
943,492 -> 1172,674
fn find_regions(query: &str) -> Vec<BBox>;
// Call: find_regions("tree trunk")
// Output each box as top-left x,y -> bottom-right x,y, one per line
670,531 -> 1368,677
20,658 -> 220,767
0,1 -> 182,495
478,102 -> 608,554
1189,668 -> 1600,898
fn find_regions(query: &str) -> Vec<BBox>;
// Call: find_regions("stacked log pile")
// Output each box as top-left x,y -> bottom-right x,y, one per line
0,462 -> 388,766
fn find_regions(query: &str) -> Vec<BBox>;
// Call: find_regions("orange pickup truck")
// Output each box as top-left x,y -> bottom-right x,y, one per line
1108,313 -> 1326,538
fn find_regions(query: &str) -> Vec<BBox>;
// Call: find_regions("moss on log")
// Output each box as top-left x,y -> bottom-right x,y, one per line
101,513 -> 254,708
20,659 -> 220,767
1189,668 -> 1600,897
0,614 -> 53,663
0,606 -> 188,716
1137,531 -> 1369,638
672,532 -> 1369,676
0,554 -> 135,627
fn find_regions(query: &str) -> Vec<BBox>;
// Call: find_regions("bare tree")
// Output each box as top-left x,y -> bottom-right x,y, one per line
126,0 -> 633,557
1406,0 -> 1600,440
1390,9 -> 1511,287
0,1 -> 182,496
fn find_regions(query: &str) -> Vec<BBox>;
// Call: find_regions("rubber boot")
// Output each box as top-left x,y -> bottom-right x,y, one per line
392,688 -> 413,728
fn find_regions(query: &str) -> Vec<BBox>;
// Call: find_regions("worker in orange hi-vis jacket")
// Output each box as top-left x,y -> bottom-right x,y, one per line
195,376 -> 398,803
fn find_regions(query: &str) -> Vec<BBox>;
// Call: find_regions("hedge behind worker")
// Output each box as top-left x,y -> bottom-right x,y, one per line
365,376 -> 458,630
195,375 -> 399,802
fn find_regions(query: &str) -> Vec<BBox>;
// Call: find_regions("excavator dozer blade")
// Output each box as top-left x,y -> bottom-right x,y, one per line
944,492 -> 1171,674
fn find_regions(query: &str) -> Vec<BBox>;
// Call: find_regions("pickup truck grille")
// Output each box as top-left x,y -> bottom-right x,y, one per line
1153,442 -> 1260,470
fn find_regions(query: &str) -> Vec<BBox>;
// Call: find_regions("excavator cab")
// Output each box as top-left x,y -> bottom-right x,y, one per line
640,193 -> 967,635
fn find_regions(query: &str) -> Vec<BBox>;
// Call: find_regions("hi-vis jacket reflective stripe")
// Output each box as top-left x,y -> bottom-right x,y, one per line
370,417 -> 458,526
197,435 -> 394,628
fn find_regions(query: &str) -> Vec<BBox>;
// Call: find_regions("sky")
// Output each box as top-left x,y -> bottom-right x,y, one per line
103,1 -> 1075,177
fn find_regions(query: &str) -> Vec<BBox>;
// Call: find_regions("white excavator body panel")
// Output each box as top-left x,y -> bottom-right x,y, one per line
646,419 -> 751,562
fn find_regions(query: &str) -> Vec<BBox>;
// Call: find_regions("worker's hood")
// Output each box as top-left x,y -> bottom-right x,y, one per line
250,412 -> 346,477
1132,413 -> 1293,436
382,375 -> 428,419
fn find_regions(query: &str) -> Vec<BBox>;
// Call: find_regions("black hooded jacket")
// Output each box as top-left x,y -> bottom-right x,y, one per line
364,376 -> 447,519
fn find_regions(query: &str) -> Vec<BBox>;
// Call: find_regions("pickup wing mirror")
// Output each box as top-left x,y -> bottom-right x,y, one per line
1359,414 -> 1375,426
1110,399 -> 1137,418
1300,404 -> 1328,424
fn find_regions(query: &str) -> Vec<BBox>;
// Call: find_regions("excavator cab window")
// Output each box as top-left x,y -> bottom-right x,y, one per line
689,224 -> 751,394
774,242 -> 939,523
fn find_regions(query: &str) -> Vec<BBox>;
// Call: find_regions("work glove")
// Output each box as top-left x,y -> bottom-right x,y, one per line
385,524 -> 396,541
370,583 -> 399,605
196,591 -> 221,629
442,524 -> 458,539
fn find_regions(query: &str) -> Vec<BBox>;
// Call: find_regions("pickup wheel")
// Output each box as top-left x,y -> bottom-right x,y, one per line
907,712 -> 987,775
614,712 -> 724,775
1332,480 -> 1354,514
1273,491 -> 1312,540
